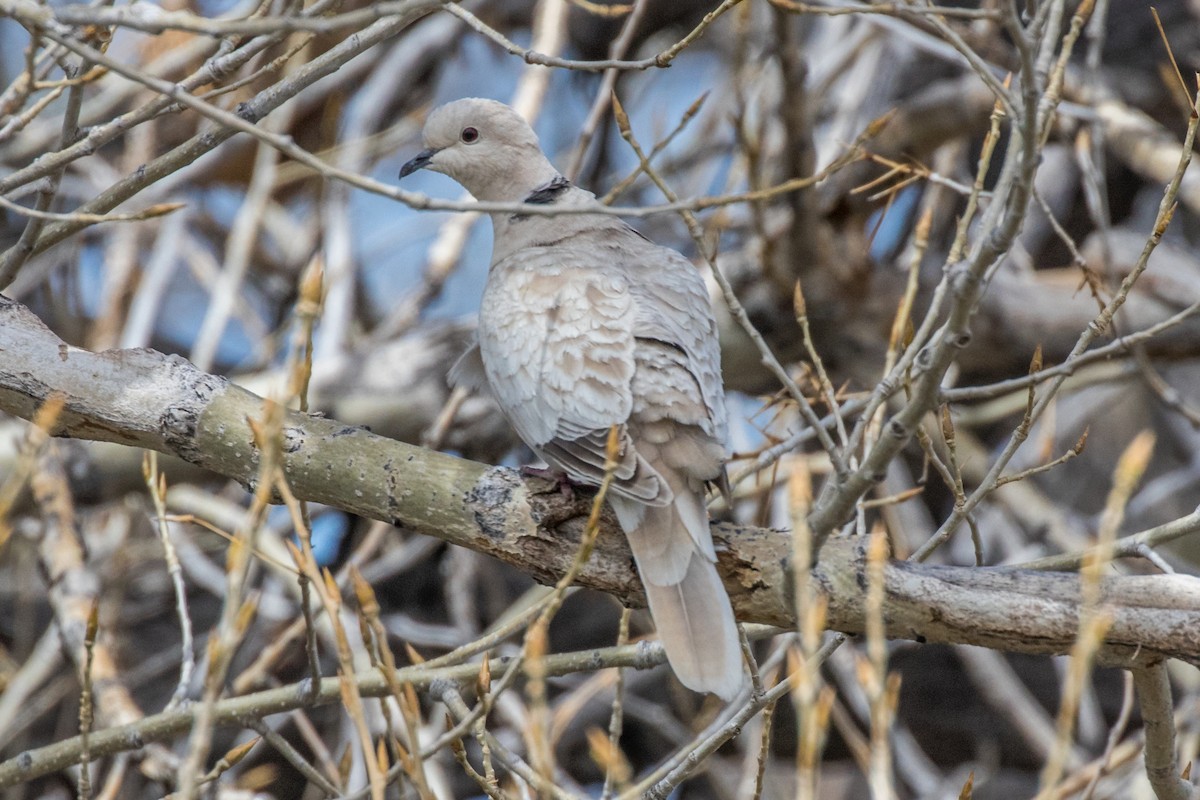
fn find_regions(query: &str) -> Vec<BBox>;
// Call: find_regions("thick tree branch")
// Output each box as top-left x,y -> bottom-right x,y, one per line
0,295 -> 1197,669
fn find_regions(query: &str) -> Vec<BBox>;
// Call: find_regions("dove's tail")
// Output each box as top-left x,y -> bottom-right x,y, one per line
637,536 -> 745,700
611,481 -> 745,701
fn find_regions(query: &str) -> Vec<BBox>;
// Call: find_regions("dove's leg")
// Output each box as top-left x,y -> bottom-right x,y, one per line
519,464 -> 580,500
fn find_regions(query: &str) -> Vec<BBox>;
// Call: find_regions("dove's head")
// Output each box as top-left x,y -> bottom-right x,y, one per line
399,98 -> 559,202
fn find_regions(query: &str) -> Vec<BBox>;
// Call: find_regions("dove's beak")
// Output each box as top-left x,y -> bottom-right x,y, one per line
399,148 -> 439,179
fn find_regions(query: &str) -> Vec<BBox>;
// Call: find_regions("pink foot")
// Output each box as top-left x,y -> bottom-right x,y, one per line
519,465 -> 579,500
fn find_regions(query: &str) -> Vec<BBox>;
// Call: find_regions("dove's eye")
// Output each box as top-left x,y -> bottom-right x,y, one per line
461,127 -> 479,144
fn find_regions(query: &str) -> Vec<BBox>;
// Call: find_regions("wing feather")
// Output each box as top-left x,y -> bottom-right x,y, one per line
627,243 -> 727,446
478,252 -> 667,504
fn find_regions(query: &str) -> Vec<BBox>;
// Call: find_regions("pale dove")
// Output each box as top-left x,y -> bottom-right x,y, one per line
400,98 -> 744,700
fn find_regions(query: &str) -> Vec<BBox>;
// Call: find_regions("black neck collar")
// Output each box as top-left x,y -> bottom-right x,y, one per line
522,174 -> 571,205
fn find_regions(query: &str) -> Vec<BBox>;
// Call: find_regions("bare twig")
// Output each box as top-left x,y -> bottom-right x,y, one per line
1132,664 -> 1199,800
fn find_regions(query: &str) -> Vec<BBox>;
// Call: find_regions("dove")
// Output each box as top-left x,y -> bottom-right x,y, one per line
400,98 -> 744,700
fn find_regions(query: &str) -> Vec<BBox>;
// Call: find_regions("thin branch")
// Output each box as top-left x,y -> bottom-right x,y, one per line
1131,665 -> 1199,800
445,0 -> 742,72
940,300 -> 1200,403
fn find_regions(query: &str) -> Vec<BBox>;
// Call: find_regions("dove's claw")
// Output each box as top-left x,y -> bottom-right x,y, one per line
519,465 -> 579,500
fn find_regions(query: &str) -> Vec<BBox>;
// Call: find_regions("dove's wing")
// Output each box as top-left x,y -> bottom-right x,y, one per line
477,242 -> 668,506
628,243 -> 728,447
